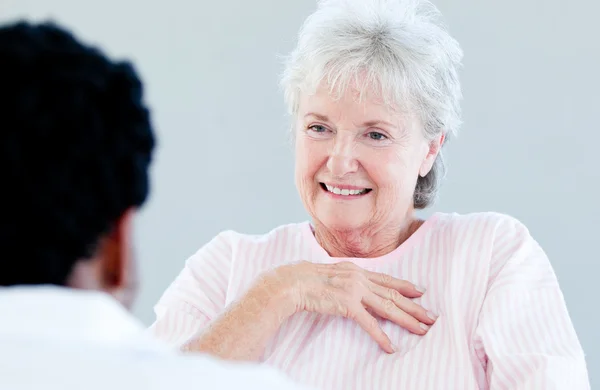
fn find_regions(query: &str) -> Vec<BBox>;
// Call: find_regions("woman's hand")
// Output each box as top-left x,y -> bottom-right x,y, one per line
260,261 -> 437,354
183,260 -> 435,360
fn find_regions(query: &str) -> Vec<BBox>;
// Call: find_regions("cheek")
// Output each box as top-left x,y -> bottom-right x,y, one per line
295,141 -> 318,199
362,150 -> 401,188
363,149 -> 419,193
295,137 -> 326,179
295,139 -> 327,211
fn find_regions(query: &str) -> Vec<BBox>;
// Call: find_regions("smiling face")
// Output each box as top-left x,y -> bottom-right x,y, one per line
294,82 -> 442,237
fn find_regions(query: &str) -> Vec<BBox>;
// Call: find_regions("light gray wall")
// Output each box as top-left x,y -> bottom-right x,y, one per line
2,0 -> 598,385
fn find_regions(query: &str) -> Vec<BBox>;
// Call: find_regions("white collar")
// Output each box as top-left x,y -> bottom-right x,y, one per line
0,285 -> 148,346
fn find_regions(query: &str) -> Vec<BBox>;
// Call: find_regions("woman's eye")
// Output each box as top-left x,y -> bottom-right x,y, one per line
367,131 -> 387,140
309,125 -> 327,133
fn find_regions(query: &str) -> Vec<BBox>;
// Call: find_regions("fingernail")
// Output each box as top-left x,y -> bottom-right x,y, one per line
419,323 -> 430,332
415,285 -> 426,293
427,311 -> 438,321
391,344 -> 398,353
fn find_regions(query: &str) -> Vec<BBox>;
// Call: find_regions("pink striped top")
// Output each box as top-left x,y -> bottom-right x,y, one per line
150,212 -> 589,389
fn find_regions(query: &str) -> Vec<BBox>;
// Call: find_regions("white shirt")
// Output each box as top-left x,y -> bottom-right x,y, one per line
0,286 -> 311,390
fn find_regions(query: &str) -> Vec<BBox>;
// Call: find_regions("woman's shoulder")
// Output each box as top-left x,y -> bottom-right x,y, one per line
185,222 -> 310,269
430,211 -> 535,251
430,212 -> 548,286
434,211 -> 530,235
214,221 -> 310,247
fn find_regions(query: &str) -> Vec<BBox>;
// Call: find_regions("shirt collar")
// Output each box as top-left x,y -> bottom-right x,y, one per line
0,285 -> 145,346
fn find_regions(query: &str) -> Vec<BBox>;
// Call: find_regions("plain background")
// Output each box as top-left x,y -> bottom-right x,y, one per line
2,0 -> 598,385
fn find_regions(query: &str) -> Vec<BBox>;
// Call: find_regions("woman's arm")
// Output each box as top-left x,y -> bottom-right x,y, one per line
149,231 -> 235,347
150,232 -> 299,360
152,235 -> 434,361
178,261 -> 433,360
180,275 -> 296,361
475,218 -> 589,389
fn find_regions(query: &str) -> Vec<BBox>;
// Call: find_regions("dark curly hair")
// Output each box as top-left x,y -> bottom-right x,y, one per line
0,21 -> 155,286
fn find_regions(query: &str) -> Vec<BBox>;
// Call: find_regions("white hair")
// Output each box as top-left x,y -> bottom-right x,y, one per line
280,0 -> 463,208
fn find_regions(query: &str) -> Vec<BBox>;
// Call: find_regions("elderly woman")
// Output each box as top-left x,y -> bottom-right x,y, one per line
150,0 -> 589,388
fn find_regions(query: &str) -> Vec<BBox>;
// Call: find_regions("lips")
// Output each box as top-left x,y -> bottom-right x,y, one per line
320,183 -> 372,196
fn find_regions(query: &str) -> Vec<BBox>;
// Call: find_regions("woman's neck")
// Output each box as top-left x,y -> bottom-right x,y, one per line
313,217 -> 425,258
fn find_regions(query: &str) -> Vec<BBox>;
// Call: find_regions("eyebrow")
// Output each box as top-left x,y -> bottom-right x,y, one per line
304,112 -> 330,122
303,112 -> 395,128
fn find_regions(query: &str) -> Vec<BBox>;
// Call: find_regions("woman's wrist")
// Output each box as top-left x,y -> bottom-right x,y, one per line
246,272 -> 299,325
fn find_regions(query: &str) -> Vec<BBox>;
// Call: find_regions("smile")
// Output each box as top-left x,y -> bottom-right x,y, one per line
320,183 -> 372,196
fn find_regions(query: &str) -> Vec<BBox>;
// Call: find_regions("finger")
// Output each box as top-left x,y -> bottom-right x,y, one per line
364,271 -> 424,298
363,293 -> 430,335
318,284 -> 394,354
350,305 -> 396,354
370,283 -> 437,325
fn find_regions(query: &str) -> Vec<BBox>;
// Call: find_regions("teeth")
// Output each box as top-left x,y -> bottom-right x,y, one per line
325,184 -> 368,196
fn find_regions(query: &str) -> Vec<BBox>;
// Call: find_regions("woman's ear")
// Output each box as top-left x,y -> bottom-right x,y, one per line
419,133 -> 445,177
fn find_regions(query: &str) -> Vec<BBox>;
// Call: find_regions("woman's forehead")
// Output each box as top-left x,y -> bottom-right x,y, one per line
297,85 -> 410,127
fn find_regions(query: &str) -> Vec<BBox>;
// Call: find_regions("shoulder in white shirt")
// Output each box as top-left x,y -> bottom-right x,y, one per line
0,286 -> 311,390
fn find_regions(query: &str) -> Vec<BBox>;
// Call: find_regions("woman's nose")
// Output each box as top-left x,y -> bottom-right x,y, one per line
326,137 -> 359,178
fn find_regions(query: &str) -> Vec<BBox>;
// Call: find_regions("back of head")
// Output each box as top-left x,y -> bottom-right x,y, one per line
0,21 -> 155,287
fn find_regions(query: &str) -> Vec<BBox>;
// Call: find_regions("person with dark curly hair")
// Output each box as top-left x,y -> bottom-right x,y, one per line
0,20 -> 310,390
0,20 -> 154,303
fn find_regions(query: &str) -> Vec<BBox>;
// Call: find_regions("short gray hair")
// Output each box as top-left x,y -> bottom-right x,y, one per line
281,0 -> 463,208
